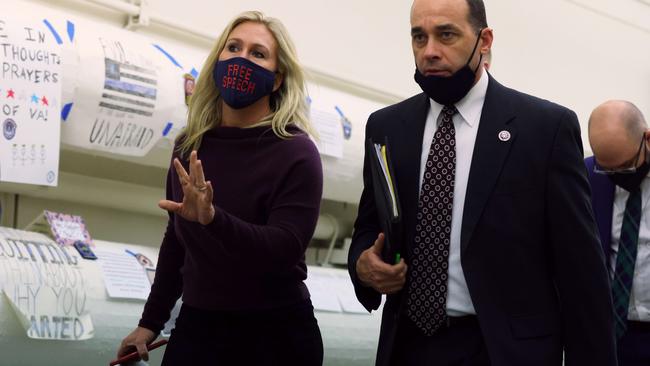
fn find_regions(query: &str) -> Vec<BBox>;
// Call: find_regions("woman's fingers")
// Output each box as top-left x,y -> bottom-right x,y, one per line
166,152 -> 213,223
135,342 -> 149,362
185,151 -> 208,191
173,158 -> 190,187
188,150 -> 197,186
205,181 -> 214,202
195,159 -> 207,189
159,199 -> 182,212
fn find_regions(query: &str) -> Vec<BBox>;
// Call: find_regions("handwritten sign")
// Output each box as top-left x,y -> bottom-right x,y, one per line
0,16 -> 61,186
0,227 -> 94,340
50,220 -> 86,242
61,25 -> 186,156
25,210 -> 93,248
45,210 -> 92,247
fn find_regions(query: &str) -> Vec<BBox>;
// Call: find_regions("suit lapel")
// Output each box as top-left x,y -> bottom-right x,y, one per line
394,93 -> 430,259
460,76 -> 517,253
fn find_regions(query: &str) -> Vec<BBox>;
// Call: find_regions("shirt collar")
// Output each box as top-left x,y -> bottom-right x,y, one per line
428,68 -> 489,128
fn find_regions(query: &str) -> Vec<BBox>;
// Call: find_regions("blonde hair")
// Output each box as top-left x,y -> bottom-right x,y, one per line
177,11 -> 312,157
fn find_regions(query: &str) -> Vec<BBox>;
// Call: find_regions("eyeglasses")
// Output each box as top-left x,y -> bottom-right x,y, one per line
594,135 -> 647,175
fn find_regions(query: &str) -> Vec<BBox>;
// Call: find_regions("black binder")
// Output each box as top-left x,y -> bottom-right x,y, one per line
365,137 -> 403,264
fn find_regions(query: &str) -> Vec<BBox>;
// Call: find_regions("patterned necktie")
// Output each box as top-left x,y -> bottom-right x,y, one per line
407,105 -> 457,336
612,187 -> 642,338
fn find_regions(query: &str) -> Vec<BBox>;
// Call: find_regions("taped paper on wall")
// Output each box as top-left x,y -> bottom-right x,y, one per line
0,15 -> 62,186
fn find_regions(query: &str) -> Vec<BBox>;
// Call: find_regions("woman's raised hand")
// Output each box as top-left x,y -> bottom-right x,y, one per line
159,150 -> 215,225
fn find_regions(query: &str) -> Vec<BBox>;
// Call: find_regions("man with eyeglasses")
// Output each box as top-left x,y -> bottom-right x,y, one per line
586,100 -> 650,366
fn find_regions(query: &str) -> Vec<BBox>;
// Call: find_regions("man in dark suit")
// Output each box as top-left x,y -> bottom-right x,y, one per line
347,0 -> 617,365
586,100 -> 650,366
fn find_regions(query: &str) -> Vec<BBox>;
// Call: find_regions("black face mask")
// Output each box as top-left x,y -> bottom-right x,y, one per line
608,161 -> 650,192
414,29 -> 483,106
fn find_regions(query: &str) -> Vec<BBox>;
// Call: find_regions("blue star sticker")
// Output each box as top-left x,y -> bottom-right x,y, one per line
31,94 -> 39,103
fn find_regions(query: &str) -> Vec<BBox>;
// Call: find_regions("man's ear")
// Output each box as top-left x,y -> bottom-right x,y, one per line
273,72 -> 284,92
479,28 -> 494,55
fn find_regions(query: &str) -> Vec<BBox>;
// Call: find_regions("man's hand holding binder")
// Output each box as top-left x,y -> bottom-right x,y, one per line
355,138 -> 408,295
356,233 -> 407,294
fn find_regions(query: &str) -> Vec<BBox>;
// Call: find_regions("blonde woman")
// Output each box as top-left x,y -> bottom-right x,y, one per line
117,11 -> 323,365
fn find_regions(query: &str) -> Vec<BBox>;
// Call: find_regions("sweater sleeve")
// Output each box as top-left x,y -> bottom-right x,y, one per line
203,140 -> 323,274
138,167 -> 185,334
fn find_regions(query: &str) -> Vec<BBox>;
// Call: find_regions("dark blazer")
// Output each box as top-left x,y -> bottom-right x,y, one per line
348,75 -> 617,366
585,156 -> 616,258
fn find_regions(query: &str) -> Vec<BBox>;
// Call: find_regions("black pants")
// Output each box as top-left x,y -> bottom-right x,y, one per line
161,299 -> 323,366
391,315 -> 490,366
617,321 -> 650,366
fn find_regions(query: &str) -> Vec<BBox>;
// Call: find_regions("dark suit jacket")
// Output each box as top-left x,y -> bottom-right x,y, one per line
348,75 -> 617,366
584,156 -> 616,259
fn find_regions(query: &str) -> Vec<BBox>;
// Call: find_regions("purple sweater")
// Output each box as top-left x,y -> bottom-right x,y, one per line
139,125 -> 323,333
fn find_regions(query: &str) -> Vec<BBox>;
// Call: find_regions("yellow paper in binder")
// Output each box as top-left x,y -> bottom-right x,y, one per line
380,145 -> 399,218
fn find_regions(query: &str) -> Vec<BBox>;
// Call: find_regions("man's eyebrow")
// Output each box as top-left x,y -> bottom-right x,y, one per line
411,26 -> 424,36
435,23 -> 460,32
411,23 -> 460,36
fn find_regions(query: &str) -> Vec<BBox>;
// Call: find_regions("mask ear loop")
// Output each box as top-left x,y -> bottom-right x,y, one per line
642,136 -> 649,167
465,28 -> 484,73
474,53 -> 484,73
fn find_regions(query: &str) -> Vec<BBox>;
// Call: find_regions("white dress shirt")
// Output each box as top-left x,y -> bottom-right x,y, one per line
610,173 -> 650,322
418,69 -> 489,316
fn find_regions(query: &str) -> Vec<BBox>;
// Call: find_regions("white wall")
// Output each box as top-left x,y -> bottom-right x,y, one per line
487,0 -> 650,153
145,0 -> 650,142
12,0 -> 650,143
